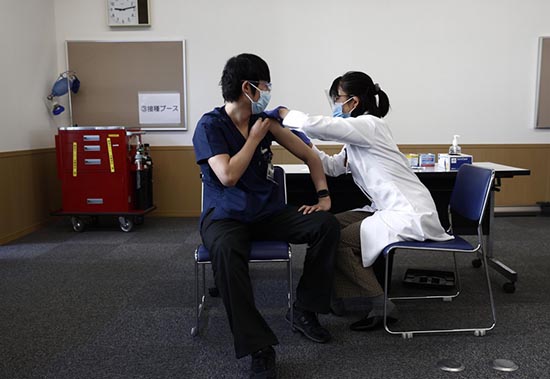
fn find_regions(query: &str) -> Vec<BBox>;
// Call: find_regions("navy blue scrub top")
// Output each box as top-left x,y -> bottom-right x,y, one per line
193,106 -> 285,223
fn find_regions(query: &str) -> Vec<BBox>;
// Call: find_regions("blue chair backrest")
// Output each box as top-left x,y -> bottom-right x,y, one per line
449,164 -> 495,223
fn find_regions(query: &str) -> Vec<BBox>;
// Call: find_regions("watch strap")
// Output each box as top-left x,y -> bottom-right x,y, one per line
317,189 -> 330,198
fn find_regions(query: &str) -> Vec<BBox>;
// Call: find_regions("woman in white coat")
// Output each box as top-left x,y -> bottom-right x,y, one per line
277,71 -> 453,331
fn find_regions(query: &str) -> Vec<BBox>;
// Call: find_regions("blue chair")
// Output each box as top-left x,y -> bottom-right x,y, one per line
381,164 -> 497,339
190,166 -> 293,336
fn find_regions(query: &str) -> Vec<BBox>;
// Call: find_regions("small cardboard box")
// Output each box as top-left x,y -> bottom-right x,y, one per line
405,153 -> 419,168
438,153 -> 473,171
419,153 -> 436,167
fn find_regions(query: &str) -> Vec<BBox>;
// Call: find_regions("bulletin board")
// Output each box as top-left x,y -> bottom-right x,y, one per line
535,37 -> 550,129
66,40 -> 187,131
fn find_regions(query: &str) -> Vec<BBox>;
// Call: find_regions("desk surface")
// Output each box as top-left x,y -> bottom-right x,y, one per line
279,162 -> 530,178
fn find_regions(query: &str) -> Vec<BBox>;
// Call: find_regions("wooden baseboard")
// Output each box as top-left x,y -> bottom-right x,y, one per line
0,219 -> 52,245
0,149 -> 61,245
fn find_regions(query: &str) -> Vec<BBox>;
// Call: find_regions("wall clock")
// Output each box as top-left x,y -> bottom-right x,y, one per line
107,0 -> 150,26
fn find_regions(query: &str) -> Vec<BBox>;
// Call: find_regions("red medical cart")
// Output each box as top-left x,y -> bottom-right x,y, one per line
53,126 -> 155,232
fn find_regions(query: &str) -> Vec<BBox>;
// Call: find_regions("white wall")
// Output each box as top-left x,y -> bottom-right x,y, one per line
3,0 -> 550,152
0,0 -> 58,152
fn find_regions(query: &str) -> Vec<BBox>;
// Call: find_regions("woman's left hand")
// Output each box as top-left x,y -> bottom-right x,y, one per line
298,196 -> 331,214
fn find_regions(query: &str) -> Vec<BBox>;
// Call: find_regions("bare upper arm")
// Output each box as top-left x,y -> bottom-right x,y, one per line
207,153 -> 232,186
269,122 -> 313,162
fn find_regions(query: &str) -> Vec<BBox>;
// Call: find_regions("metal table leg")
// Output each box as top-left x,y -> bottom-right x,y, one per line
483,179 -> 518,293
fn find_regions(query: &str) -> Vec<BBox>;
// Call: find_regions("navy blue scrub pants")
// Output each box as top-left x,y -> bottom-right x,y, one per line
200,205 -> 340,359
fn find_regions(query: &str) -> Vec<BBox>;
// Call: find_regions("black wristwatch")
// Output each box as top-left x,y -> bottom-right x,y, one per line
317,189 -> 330,198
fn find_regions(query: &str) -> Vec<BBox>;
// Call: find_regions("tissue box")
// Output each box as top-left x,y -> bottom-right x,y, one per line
438,153 -> 473,170
419,153 -> 436,167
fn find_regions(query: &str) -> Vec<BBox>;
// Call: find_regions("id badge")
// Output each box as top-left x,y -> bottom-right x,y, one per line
266,162 -> 276,183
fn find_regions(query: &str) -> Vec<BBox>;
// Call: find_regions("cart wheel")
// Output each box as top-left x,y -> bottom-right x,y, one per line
503,282 -> 516,293
71,216 -> 86,232
471,258 -> 482,268
118,216 -> 134,232
134,215 -> 144,225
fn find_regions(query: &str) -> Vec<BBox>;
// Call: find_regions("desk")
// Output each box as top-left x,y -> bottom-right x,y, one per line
279,162 -> 530,292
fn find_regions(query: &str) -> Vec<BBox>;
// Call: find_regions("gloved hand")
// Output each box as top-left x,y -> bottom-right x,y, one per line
263,106 -> 288,124
291,129 -> 312,147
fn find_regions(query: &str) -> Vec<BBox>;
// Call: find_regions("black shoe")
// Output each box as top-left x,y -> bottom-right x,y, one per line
349,313 -> 398,331
250,346 -> 276,379
286,307 -> 332,343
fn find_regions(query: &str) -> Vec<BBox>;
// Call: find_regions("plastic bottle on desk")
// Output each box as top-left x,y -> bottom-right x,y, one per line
449,135 -> 461,155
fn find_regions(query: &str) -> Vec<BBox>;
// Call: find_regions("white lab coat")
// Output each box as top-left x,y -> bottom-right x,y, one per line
283,110 -> 453,267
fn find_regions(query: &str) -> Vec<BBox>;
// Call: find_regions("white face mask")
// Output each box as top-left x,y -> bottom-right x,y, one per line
244,82 -> 271,114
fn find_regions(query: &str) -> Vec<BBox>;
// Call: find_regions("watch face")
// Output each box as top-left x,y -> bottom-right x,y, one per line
108,0 -> 138,25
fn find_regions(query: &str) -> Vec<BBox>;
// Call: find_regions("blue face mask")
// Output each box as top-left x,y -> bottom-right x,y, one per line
332,97 -> 353,118
245,82 -> 271,114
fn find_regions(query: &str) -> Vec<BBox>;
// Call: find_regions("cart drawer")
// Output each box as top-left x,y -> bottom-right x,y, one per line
61,172 -> 133,213
58,129 -> 128,174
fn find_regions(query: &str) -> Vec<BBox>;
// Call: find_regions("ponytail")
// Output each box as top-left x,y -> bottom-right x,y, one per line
339,71 -> 391,118
376,88 -> 390,118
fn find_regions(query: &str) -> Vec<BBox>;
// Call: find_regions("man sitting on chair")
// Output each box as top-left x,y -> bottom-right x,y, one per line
192,53 -> 340,379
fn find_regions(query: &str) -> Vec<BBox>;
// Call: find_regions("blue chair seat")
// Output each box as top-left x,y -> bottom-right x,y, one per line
197,241 -> 291,262
382,236 -> 475,256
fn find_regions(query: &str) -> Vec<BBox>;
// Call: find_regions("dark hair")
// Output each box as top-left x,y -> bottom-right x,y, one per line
220,53 -> 271,102
329,76 -> 342,99
329,71 -> 390,118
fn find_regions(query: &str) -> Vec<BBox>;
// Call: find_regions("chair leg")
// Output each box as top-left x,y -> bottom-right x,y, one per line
287,254 -> 293,328
191,260 -> 200,336
191,262 -> 208,337
383,252 -> 397,335
449,252 -> 461,300
480,248 -> 497,332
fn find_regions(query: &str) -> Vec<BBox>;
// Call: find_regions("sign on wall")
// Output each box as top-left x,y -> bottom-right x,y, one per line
138,92 -> 181,125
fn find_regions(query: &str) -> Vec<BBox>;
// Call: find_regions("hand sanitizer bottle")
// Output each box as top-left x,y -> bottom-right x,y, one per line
449,135 -> 461,155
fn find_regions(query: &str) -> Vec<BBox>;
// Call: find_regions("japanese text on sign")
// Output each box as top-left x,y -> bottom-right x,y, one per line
138,92 -> 181,125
